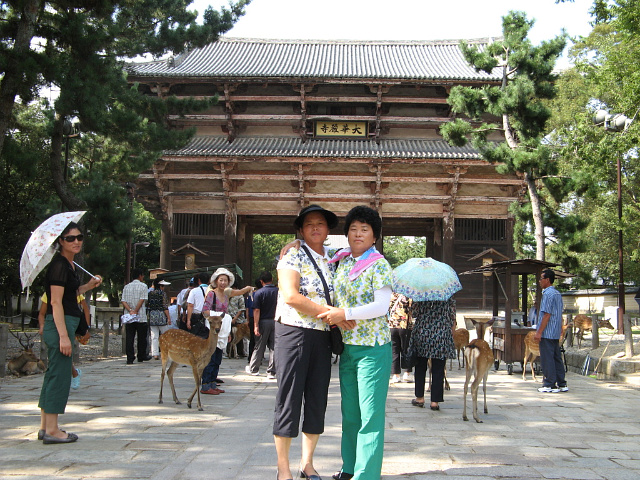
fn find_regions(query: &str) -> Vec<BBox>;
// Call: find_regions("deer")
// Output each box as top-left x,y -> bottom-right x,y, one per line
7,331 -> 45,376
227,322 -> 250,359
522,324 -> 571,381
8,349 -> 41,376
573,314 -> 614,348
158,314 -> 223,411
450,328 -> 470,370
462,322 -> 494,423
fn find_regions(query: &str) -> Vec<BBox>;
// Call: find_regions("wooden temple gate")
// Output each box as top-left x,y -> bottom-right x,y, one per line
128,38 -> 524,307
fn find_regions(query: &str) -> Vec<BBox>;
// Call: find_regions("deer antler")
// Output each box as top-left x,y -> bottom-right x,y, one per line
9,330 -> 36,351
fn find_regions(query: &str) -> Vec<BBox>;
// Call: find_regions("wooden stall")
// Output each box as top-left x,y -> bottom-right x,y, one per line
461,259 -> 563,374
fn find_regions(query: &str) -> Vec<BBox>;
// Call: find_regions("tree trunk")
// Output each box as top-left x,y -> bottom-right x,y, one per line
0,0 -> 42,160
50,114 -> 86,211
525,172 -> 545,261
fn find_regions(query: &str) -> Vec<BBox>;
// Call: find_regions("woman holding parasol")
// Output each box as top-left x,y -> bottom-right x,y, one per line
37,221 -> 102,444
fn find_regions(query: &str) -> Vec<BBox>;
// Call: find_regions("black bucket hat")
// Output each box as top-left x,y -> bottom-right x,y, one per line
294,204 -> 338,230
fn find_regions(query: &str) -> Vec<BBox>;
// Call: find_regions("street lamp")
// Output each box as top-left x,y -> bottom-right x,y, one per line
133,242 -> 151,270
593,109 -> 634,357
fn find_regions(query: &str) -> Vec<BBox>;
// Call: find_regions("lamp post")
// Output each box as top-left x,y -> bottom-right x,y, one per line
593,109 -> 634,357
133,242 -> 151,270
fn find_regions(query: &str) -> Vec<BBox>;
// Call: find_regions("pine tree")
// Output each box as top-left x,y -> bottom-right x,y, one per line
440,11 -> 568,261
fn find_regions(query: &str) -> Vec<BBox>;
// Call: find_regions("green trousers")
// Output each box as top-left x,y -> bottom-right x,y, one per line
339,342 -> 391,480
38,314 -> 79,414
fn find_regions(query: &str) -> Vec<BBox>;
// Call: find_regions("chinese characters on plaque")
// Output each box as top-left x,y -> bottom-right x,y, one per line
314,121 -> 368,138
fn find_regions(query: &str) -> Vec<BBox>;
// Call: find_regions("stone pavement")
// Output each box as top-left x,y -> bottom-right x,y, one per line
1,355 -> 639,480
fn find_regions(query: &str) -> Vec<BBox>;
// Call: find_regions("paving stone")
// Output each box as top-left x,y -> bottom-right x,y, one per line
1,356 -> 639,479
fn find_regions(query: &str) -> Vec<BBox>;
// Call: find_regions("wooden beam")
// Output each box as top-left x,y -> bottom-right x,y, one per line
167,114 -> 452,123
163,191 -> 517,204
139,172 -> 523,186
168,95 -> 450,104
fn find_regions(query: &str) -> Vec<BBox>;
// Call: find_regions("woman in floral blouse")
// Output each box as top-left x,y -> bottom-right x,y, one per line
318,206 -> 393,480
274,205 -> 347,480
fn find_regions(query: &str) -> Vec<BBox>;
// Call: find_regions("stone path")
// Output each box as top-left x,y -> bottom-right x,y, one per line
1,355 -> 639,480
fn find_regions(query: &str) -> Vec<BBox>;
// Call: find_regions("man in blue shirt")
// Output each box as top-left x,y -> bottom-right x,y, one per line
246,271 -> 278,378
535,269 -> 568,393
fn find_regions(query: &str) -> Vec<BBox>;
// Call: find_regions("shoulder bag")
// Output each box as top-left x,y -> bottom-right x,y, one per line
301,245 -> 344,355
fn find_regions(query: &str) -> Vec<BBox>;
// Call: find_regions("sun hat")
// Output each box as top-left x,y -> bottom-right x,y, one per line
158,280 -> 171,285
293,204 -> 338,230
210,267 -> 235,287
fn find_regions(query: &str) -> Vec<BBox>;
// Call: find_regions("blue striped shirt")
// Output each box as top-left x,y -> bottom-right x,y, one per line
537,285 -> 563,339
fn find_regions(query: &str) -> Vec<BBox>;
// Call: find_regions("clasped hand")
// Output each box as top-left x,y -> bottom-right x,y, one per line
318,306 -> 356,330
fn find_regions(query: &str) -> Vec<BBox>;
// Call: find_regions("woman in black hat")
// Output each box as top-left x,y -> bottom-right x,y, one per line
273,205 -> 350,480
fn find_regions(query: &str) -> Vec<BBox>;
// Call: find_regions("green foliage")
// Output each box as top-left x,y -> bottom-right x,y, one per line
549,0 -> 640,287
383,237 -> 426,269
252,234 -> 296,285
0,1 -> 250,309
441,11 -> 573,262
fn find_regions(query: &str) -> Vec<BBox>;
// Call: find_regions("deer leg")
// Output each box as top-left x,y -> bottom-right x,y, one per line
522,350 -> 529,381
471,374 -> 483,423
462,366 -> 471,421
167,361 -> 181,405
159,360 -> 166,404
531,356 -> 538,382
482,369 -> 489,414
187,364 -> 203,411
444,366 -> 450,391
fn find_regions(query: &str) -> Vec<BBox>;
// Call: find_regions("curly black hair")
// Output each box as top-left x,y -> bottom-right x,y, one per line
343,206 -> 382,240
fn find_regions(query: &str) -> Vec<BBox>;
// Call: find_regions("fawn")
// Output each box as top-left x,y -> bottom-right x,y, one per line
158,315 -> 223,411
522,324 -> 570,381
227,322 -> 250,358
462,322 -> 494,423
573,314 -> 614,348
450,328 -> 470,370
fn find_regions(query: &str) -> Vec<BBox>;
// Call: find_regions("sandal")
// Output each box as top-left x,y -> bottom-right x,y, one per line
411,399 -> 425,408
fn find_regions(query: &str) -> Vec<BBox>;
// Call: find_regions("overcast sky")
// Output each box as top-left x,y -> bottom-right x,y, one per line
193,0 -> 594,67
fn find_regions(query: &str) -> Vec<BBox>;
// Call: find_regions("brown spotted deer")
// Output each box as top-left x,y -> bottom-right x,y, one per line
573,314 -> 614,348
462,322 -> 494,423
227,322 -> 250,359
450,328 -> 470,370
159,315 -> 223,411
522,324 -> 571,381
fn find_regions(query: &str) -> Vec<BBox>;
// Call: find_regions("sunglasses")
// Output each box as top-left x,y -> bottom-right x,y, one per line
62,234 -> 84,242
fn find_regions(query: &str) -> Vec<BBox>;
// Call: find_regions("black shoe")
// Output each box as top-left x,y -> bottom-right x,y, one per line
411,399 -> 425,408
126,361 -> 134,365
299,468 -> 322,480
332,472 -> 353,480
139,356 -> 152,362
42,432 -> 78,444
215,378 -> 224,384
38,429 -> 65,440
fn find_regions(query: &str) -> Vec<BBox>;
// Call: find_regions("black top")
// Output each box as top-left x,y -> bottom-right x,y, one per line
253,284 -> 279,320
45,254 -> 82,318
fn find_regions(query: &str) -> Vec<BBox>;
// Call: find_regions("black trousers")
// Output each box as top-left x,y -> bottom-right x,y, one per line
273,322 -> 332,437
390,327 -> 412,374
125,322 -> 149,363
539,338 -> 566,388
414,357 -> 446,403
247,317 -> 256,363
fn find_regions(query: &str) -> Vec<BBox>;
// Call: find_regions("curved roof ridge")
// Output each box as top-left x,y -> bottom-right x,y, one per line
216,36 -> 500,46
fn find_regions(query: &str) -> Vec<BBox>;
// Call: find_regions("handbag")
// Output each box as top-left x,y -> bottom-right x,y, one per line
302,245 -> 344,355
149,309 -> 167,326
75,316 -> 89,336
121,313 -> 140,324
